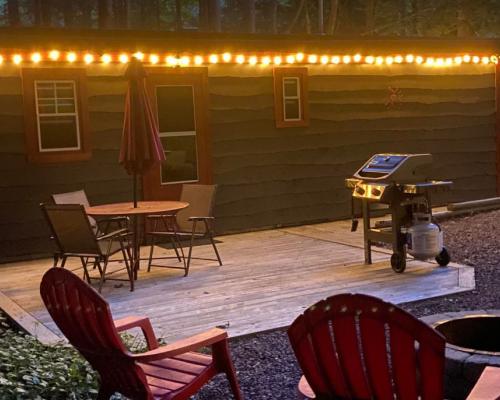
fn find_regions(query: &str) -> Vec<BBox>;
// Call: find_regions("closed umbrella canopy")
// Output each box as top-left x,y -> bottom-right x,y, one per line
119,59 -> 165,180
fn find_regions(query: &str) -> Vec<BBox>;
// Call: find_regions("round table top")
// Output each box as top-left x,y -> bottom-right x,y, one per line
86,200 -> 189,216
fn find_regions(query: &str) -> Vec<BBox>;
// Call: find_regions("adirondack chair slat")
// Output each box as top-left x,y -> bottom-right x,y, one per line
40,268 -> 242,400
288,293 -> 446,400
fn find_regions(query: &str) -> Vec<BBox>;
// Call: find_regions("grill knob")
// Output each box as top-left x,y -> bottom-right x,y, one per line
371,188 -> 381,197
356,186 -> 365,195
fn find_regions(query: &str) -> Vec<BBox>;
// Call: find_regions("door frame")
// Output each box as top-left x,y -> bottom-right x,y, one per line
142,67 -> 212,200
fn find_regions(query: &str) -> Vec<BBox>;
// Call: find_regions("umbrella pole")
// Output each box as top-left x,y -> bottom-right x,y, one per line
133,171 -> 139,280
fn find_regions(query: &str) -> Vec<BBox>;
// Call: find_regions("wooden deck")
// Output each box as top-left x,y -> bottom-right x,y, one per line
0,220 -> 474,345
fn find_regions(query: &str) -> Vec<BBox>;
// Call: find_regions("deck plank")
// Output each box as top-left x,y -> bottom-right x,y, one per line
0,220 -> 474,344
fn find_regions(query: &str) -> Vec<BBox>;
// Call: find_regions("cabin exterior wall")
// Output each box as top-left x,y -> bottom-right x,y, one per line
0,63 -> 497,261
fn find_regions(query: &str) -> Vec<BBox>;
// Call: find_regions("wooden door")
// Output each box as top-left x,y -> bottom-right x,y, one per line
143,68 -> 212,200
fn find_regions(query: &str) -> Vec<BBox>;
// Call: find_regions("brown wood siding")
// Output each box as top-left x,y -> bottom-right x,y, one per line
209,72 -> 497,233
496,63 -> 500,195
0,76 -> 131,261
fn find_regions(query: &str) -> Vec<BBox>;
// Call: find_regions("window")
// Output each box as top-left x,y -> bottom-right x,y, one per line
155,85 -> 198,184
273,67 -> 309,128
22,68 -> 90,163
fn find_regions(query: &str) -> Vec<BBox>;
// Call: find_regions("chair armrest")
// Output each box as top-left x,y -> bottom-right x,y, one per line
131,327 -> 227,362
147,214 -> 176,219
114,316 -> 159,350
466,367 -> 500,399
97,228 -> 129,241
188,216 -> 215,221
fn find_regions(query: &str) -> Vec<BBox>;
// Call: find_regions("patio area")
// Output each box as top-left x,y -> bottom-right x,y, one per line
0,219 -> 474,345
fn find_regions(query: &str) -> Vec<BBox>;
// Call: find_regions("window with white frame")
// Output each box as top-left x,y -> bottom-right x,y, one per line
282,77 -> 301,121
34,80 -> 80,152
273,67 -> 309,128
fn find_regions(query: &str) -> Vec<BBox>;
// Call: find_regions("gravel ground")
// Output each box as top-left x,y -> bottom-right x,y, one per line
194,209 -> 500,400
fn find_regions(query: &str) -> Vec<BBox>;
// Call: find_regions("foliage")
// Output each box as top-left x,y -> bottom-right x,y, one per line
0,0 -> 499,37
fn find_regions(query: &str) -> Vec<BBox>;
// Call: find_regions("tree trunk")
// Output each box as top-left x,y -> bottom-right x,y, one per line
408,0 -> 418,36
62,0 -> 73,27
199,0 -> 209,31
98,0 -> 110,28
112,0 -> 128,29
81,0 -> 92,27
270,0 -> 278,33
7,0 -> 20,26
398,0 -> 407,36
326,0 -> 339,35
457,0 -> 474,37
245,0 -> 256,33
365,0 -> 376,35
287,0 -> 306,33
34,0 -> 51,26
175,0 -> 182,31
318,0 -> 324,34
208,0 -> 221,32
305,1 -> 311,34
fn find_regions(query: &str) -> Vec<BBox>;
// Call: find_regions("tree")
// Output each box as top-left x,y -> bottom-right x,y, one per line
326,0 -> 339,34
6,0 -> 20,26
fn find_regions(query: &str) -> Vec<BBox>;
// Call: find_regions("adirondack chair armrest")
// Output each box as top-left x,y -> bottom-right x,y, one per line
114,316 -> 159,350
132,328 -> 228,362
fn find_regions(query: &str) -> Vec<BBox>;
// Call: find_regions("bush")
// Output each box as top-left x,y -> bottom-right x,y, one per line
0,313 -> 99,399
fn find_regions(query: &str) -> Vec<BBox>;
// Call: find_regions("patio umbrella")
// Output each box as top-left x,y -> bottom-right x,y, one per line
119,58 -> 165,207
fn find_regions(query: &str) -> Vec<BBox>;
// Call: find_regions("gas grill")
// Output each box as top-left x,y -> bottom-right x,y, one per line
346,153 -> 452,272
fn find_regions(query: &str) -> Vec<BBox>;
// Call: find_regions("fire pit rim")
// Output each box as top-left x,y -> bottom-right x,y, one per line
431,314 -> 500,356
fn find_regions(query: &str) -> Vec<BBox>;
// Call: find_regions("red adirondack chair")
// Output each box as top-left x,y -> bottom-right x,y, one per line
288,293 -> 446,400
40,267 -> 243,400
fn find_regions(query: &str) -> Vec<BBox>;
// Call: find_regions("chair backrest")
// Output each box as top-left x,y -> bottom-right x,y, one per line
288,293 -> 445,400
176,184 -> 217,232
41,204 -> 101,256
51,190 -> 98,231
40,268 -> 152,399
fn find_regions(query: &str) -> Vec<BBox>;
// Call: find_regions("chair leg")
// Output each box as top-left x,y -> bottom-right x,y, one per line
185,220 -> 197,277
97,258 -> 108,293
80,257 -> 91,283
204,220 -> 222,266
60,256 -> 67,269
212,340 -> 243,400
170,236 -> 182,262
147,234 -> 156,272
119,239 -> 134,292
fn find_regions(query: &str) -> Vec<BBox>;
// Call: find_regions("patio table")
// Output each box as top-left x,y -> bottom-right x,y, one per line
86,201 -> 189,281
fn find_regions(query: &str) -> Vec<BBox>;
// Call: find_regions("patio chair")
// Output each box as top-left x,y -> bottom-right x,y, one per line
147,184 -> 222,276
52,189 -> 128,235
40,203 -> 134,292
40,267 -> 243,400
288,293 -> 446,400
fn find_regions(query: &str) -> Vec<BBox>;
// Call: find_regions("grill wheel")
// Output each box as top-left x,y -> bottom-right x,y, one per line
390,253 -> 407,273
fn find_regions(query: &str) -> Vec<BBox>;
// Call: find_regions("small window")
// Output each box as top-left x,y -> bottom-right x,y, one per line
273,67 -> 309,128
22,69 -> 90,163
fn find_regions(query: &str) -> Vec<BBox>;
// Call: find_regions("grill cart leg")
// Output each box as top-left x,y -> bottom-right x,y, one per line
390,197 -> 408,273
362,200 -> 372,264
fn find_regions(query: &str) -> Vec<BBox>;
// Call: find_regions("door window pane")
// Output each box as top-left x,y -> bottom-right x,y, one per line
160,136 -> 198,184
156,86 -> 195,132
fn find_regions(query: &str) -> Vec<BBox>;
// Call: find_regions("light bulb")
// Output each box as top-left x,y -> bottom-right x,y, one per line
296,52 -> 304,62
320,55 -> 329,64
166,56 -> 178,66
415,56 -> 424,64
222,52 -> 231,62
343,55 -> 351,64
436,58 -> 444,66
209,54 -> 218,64
491,55 -> 498,64
331,55 -> 340,64
84,53 -> 94,64
119,54 -> 129,64
286,55 -> 295,64
405,54 -> 415,63
12,54 -> 22,65
472,56 -> 480,64
248,56 -> 257,65
261,56 -> 271,65
67,52 -> 77,63
179,56 -> 190,66
365,56 -> 375,64
426,57 -> 434,66
445,57 -> 453,66
394,55 -> 403,63
273,56 -> 282,65
481,56 -> 489,64
101,54 -> 112,64
49,50 -> 60,61
307,54 -> 318,63
463,54 -> 471,63
236,54 -> 245,64
194,55 -> 204,65
454,56 -> 463,64
375,56 -> 384,65
133,52 -> 144,61
385,56 -> 394,65
353,54 -> 362,62
0,55 -> 3,64
149,54 -> 159,64
31,52 -> 41,63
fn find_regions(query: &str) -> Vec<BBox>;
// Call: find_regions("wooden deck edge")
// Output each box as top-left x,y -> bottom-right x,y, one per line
0,290 -> 63,345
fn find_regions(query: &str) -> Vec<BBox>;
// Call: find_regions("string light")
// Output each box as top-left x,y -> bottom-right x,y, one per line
285,55 -> 295,64
261,56 -> 271,65
133,52 -> 144,61
491,55 -> 499,64
194,55 -> 204,65
463,54 -> 471,63
84,53 -> 94,64
454,56 -> 463,64
385,56 -> 394,65
481,56 -> 490,64
320,55 -> 329,64
119,53 -> 129,64
179,56 -> 190,66
445,57 -> 453,66
149,54 -> 159,64
66,52 -> 77,63
331,55 -> 340,64
248,55 -> 257,65
394,55 -> 403,63
12,54 -> 22,64
31,52 -> 41,63
296,52 -> 304,62
365,56 -> 375,64
166,55 -> 178,66
222,52 -> 232,62
353,54 -> 362,62
273,56 -> 282,65
101,54 -> 112,64
472,56 -> 480,64
425,57 -> 434,66
209,54 -> 218,64
49,50 -> 60,61
307,54 -> 318,63
236,54 -> 245,64
375,56 -> 384,65
415,56 -> 424,64
405,54 -> 414,63
0,56 -> 3,65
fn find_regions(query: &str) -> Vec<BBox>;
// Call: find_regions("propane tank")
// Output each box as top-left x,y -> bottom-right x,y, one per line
406,213 -> 443,260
